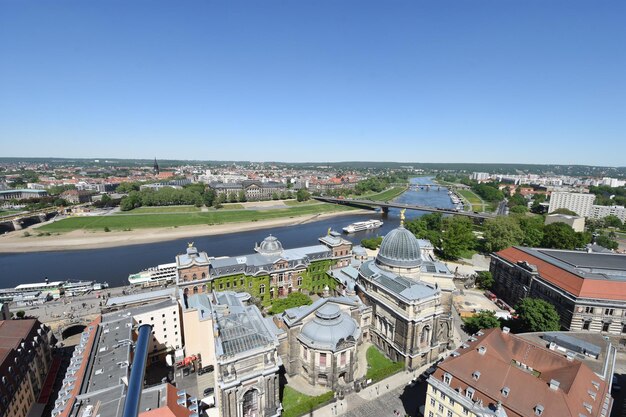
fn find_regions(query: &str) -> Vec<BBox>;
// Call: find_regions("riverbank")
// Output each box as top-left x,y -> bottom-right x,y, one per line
0,209 -> 369,253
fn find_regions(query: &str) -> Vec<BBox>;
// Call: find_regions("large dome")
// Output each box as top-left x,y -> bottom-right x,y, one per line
256,235 -> 284,256
299,304 -> 359,351
376,226 -> 422,269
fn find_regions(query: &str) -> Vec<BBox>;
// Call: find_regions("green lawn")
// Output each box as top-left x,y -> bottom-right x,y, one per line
282,386 -> 334,417
284,199 -> 321,206
456,189 -> 484,212
39,203 -> 356,232
364,186 -> 407,202
365,346 -> 404,382
121,205 -> 201,214
0,209 -> 23,217
220,203 -> 245,210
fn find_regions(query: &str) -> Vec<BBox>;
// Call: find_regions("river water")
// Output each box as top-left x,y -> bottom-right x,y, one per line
0,177 -> 454,288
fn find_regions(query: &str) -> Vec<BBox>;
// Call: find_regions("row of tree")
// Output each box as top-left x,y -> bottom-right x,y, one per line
464,298 -> 561,334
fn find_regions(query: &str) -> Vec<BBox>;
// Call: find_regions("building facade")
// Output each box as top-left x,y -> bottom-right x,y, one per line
354,224 -> 454,369
425,328 -> 614,417
0,319 -> 52,417
544,213 -> 585,232
548,191 -> 595,217
210,292 -> 281,417
175,233 -> 352,305
491,247 -> 626,335
275,297 -> 371,390
208,180 -> 287,201
589,205 -> 626,223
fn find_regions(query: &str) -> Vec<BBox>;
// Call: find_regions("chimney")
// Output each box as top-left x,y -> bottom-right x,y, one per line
502,326 -> 510,334
478,346 -> 487,355
549,379 -> 560,390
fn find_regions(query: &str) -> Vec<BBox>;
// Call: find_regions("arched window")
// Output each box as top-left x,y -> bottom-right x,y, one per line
420,325 -> 430,344
193,286 -> 199,294
201,272 -> 206,279
242,389 -> 258,417
259,284 -> 265,294
192,273 -> 197,280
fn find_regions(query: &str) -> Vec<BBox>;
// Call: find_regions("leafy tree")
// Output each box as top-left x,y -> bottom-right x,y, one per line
541,222 -> 585,250
268,292 -> 312,315
475,271 -> 494,290
405,213 -> 443,251
16,310 -> 26,319
53,198 -> 68,207
483,217 -> 524,252
238,190 -> 247,203
596,233 -> 618,250
120,191 -> 142,211
507,193 -> 527,209
514,298 -> 560,332
271,192 -> 280,200
296,189 -> 311,202
361,236 -> 383,250
203,189 -> 216,207
604,215 -> 623,229
116,182 -> 141,193
517,215 -> 544,247
439,216 -> 476,260
48,184 -> 77,195
463,310 -> 501,334
509,205 -> 528,214
550,208 -> 578,216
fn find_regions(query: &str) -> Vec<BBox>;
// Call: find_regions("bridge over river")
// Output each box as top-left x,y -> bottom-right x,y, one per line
313,196 -> 497,220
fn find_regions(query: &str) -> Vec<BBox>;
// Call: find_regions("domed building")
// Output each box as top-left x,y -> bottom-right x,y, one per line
275,297 -> 371,390
354,213 -> 454,369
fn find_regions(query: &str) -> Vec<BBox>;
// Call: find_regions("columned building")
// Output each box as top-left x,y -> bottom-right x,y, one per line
491,246 -> 626,335
355,223 -> 454,369
274,297 -> 371,390
175,233 -> 352,304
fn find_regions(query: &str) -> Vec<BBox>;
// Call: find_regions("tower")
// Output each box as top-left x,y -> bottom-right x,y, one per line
153,157 -> 159,175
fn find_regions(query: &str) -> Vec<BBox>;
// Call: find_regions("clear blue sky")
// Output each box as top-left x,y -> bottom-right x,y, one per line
0,1 -> 624,165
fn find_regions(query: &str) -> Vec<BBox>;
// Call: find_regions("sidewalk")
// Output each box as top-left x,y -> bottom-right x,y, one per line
304,360 -> 436,417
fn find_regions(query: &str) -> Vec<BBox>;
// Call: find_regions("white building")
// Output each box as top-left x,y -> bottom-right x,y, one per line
589,205 -> 626,223
470,172 -> 490,181
548,191 -> 595,217
545,213 -> 585,232
601,177 -> 626,188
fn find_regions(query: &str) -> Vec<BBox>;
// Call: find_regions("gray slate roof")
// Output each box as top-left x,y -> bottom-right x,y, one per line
298,303 -> 360,351
360,260 -> 438,302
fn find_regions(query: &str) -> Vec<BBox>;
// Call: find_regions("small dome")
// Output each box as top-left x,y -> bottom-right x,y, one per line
256,235 -> 283,256
299,303 -> 359,351
376,226 -> 422,269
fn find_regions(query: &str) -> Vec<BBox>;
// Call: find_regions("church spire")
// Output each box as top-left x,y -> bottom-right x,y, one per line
153,157 -> 159,174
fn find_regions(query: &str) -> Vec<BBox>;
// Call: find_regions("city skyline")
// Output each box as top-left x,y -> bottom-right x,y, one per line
1,1 -> 625,164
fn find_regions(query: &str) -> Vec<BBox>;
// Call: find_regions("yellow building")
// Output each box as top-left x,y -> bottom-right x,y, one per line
0,319 -> 52,417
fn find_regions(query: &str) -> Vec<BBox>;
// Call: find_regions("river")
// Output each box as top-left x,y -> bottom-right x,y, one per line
0,177 -> 453,288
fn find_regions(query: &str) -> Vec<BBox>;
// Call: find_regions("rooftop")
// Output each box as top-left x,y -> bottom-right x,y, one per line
434,328 -> 613,417
495,247 -> 626,300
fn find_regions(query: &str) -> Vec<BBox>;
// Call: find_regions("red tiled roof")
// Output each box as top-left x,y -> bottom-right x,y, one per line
435,328 -> 610,417
139,384 -> 192,417
496,247 -> 626,301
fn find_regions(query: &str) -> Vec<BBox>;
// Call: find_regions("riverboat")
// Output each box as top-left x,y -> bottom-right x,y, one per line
0,279 -> 109,302
128,262 -> 177,287
342,219 -> 383,234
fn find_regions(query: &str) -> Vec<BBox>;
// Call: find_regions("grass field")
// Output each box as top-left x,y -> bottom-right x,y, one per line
0,209 -> 23,217
122,206 -> 201,214
220,203 -> 245,210
39,203 -> 356,232
365,345 -> 404,382
364,186 -> 407,202
456,189 -> 485,212
283,199 -> 321,206
282,386 -> 334,417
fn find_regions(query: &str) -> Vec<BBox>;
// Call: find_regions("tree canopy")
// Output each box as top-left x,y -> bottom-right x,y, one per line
475,271 -> 495,290
296,189 -> 311,202
361,236 -> 383,250
514,298 -> 560,332
482,217 -> 524,253
268,292 -> 312,315
541,222 -> 589,250
463,310 -> 501,335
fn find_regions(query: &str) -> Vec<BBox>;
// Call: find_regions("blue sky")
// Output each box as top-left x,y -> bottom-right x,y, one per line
0,1 -> 624,165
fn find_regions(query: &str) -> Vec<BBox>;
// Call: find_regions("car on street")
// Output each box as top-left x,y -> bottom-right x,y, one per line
203,387 -> 215,396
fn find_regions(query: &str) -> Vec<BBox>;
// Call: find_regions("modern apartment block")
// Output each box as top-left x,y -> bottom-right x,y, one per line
424,328 -> 614,417
589,205 -> 626,223
490,247 -> 626,335
548,191 -> 596,217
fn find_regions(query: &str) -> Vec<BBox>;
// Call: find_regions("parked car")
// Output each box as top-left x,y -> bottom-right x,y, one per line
203,387 -> 215,396
198,365 -> 215,375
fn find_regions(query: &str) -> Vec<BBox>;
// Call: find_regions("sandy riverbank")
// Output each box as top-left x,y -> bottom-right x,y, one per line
0,209 -> 368,253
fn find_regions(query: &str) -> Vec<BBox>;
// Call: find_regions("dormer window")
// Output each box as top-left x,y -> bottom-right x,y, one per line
443,373 -> 452,385
501,387 -> 510,397
465,387 -> 475,400
472,371 -> 481,381
478,346 -> 486,355
583,402 -> 592,413
534,404 -> 544,416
